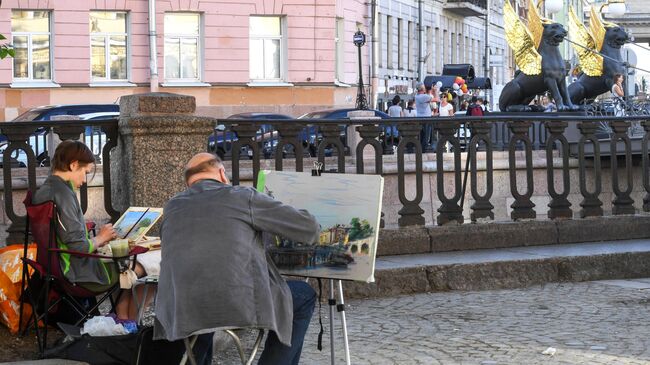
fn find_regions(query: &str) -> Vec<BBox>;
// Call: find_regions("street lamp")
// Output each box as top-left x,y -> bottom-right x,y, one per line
600,0 -> 626,17
353,30 -> 368,110
544,0 -> 563,14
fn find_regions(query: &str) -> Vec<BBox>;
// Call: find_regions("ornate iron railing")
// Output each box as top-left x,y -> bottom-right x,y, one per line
220,114 -> 650,227
0,118 -> 120,241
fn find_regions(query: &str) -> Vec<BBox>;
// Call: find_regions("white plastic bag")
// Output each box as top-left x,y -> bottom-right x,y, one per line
80,316 -> 129,336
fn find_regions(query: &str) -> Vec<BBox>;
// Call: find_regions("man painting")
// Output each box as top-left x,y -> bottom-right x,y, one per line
154,153 -> 320,365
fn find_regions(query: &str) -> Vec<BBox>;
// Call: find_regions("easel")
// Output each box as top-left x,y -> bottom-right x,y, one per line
327,279 -> 351,365
312,162 -> 352,365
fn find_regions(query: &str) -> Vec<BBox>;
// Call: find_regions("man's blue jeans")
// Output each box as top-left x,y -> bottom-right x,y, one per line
258,280 -> 317,365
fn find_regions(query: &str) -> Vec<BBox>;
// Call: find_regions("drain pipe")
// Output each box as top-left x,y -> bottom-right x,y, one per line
370,0 -> 379,109
148,0 -> 159,92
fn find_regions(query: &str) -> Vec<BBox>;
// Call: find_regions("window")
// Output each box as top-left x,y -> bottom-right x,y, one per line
249,16 -> 285,81
90,12 -> 127,81
164,13 -> 200,81
386,16 -> 393,68
397,18 -> 403,69
426,26 -> 433,74
451,32 -> 456,63
335,18 -> 345,82
434,27 -> 440,74
12,11 -> 51,81
443,29 -> 448,66
407,21 -> 413,71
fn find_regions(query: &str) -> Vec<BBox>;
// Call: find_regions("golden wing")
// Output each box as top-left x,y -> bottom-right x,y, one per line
527,0 -> 544,49
504,0 -> 542,75
569,7 -> 603,77
589,6 -> 607,52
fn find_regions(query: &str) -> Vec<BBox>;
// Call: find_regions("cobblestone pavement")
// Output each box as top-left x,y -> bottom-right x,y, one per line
218,279 -> 650,365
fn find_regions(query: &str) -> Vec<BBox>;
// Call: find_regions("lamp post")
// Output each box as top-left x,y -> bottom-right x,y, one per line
601,0 -> 626,17
353,30 -> 368,110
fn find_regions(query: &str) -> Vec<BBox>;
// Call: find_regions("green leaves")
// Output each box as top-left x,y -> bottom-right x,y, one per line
0,34 -> 14,59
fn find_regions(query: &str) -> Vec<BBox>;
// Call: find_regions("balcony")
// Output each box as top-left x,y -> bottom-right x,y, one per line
445,0 -> 487,17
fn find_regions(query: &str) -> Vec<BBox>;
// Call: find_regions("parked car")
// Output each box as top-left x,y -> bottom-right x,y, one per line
298,108 -> 393,156
209,113 -> 293,159
6,104 -> 119,167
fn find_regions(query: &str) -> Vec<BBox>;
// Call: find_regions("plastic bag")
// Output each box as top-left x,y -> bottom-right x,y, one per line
81,316 -> 129,336
0,244 -> 36,333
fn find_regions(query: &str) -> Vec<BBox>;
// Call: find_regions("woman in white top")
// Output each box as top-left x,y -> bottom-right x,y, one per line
387,95 -> 403,117
611,73 -> 625,116
403,99 -> 417,117
438,95 -> 455,117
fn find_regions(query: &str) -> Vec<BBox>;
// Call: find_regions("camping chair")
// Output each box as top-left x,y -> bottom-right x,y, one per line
181,330 -> 265,365
18,191 -> 147,356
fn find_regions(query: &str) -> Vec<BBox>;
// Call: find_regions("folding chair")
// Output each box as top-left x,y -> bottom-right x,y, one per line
18,191 -> 147,356
181,329 -> 265,365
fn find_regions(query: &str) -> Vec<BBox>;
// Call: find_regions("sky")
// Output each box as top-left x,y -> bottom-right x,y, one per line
262,171 -> 383,230
628,43 -> 650,89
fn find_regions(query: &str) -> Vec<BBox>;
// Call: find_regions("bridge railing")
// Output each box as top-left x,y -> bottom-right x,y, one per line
219,114 -> 650,226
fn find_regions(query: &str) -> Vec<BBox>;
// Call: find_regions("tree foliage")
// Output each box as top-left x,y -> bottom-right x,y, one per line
0,34 -> 14,59
348,217 -> 373,241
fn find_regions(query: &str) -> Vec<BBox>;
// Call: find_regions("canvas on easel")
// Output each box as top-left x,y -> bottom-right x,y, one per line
257,170 -> 384,283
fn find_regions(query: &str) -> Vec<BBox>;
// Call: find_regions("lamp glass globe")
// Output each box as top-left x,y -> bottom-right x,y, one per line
545,0 -> 563,14
607,2 -> 626,17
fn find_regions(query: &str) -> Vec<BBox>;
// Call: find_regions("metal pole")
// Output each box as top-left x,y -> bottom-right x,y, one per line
337,280 -> 351,365
329,279 -> 336,365
370,0 -> 378,109
484,0 -> 491,109
417,0 -> 424,82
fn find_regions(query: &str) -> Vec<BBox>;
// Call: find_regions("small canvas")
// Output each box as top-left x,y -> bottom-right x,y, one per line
113,207 -> 163,243
257,170 -> 384,283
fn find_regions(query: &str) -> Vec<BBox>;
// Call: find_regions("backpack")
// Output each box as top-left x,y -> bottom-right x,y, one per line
468,105 -> 484,117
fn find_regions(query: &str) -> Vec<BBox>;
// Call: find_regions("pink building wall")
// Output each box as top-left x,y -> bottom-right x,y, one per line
0,0 -> 368,86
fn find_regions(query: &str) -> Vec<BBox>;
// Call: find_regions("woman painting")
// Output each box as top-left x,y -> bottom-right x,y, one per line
32,140 -> 145,320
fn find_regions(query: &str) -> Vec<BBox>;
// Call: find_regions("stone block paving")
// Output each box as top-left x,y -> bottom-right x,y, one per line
219,279 -> 650,364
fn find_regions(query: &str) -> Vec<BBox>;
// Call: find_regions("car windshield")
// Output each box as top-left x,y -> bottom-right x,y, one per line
12,110 -> 43,122
299,111 -> 332,119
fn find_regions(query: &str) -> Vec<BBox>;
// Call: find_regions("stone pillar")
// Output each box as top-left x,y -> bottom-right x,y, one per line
112,93 -> 215,211
347,110 -> 380,159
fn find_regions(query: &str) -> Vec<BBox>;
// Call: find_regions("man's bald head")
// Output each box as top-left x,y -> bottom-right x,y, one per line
184,153 -> 228,186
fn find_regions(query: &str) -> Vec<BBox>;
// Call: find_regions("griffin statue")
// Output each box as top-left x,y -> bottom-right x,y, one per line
498,0 -> 578,112
567,6 -> 629,104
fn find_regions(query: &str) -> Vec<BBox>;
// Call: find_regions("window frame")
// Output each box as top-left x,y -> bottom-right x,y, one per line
89,11 -> 129,82
11,10 -> 53,82
249,15 -> 287,83
164,12 -> 202,82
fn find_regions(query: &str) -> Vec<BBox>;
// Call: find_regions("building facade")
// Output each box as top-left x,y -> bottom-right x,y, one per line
372,0 -> 508,110
0,0 -> 368,119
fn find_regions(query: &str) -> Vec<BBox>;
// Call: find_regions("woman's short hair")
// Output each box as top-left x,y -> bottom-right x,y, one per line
614,73 -> 623,81
392,95 -> 401,105
51,140 -> 95,172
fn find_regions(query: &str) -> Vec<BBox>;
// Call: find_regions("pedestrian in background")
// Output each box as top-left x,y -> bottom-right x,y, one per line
439,94 -> 455,117
415,84 -> 434,149
404,99 -> 417,117
388,95 -> 403,117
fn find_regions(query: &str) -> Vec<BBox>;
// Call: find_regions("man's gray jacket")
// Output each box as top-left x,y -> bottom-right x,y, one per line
154,179 -> 320,345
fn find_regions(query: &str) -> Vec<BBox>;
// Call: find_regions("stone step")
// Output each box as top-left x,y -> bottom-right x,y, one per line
377,215 -> 650,256
339,239 -> 650,299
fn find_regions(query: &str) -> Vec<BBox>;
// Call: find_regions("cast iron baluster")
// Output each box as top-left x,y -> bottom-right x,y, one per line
508,121 -> 536,220
2,125 -> 39,243
396,123 -> 425,226
317,124 -> 345,173
356,124 -> 383,175
54,125 -> 88,212
610,120 -> 635,215
101,122 -> 120,222
642,120 -> 650,212
435,120 -> 463,225
469,121 -> 494,221
275,124 -> 305,172
356,124 -> 384,227
544,120 -> 572,219
577,121 -> 603,217
531,122 -> 540,150
231,123 -> 261,187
